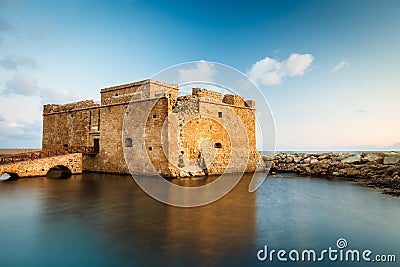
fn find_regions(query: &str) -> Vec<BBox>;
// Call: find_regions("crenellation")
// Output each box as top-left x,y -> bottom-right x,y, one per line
192,88 -> 222,102
43,100 -> 99,115
42,79 -> 265,177
222,94 -> 245,107
101,79 -> 178,105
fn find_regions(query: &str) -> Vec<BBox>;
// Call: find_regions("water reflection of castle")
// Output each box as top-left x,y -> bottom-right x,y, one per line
40,173 -> 257,265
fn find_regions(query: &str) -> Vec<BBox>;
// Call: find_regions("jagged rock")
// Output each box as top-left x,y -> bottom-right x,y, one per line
286,156 -> 294,163
346,169 -> 361,177
318,154 -> 330,160
261,154 -> 273,161
383,154 -> 400,165
310,158 -> 318,164
341,154 -> 362,164
362,153 -> 383,163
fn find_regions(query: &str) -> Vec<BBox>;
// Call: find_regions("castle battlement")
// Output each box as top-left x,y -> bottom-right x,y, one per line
43,100 -> 100,115
42,79 -> 265,177
100,79 -> 178,105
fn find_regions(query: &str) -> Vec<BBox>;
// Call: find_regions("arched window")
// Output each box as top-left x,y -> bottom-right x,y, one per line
214,142 -> 222,148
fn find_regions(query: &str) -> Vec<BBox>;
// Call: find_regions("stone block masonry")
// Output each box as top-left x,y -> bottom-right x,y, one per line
0,153 -> 82,178
42,79 -> 266,177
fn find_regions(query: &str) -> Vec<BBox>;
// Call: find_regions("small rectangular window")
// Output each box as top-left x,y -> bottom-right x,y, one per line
218,112 -> 222,118
125,138 -> 132,147
149,146 -> 153,151
153,114 -> 157,118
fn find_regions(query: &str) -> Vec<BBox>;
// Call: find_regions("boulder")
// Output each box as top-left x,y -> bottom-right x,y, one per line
383,154 -> 400,165
341,154 -> 362,164
318,154 -> 330,160
286,156 -> 294,163
362,153 -> 383,164
261,154 -> 273,161
346,169 -> 361,177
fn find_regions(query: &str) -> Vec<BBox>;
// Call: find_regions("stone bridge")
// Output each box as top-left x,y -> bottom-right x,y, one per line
0,153 -> 82,178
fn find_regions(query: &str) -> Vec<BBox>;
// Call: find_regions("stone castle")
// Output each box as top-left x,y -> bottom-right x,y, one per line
42,79 -> 265,177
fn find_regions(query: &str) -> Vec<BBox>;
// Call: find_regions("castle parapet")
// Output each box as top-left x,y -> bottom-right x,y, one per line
43,100 -> 99,114
192,88 -> 222,102
222,94 -> 245,107
100,79 -> 178,105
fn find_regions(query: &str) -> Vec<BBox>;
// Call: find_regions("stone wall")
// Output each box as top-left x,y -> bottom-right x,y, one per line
83,103 -> 130,173
42,80 -> 264,177
42,100 -> 100,149
222,94 -> 245,107
100,79 -> 178,104
0,153 -> 82,177
192,88 -> 222,102
165,90 -> 265,177
43,100 -> 99,114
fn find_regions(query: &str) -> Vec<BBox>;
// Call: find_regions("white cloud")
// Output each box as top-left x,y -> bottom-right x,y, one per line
178,60 -> 216,84
0,56 -> 38,70
1,73 -> 79,103
3,73 -> 38,95
0,116 -> 42,148
331,60 -> 349,73
0,73 -> 78,147
247,53 -> 314,86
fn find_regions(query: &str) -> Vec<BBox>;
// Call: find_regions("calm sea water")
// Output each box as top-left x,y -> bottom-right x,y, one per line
0,173 -> 399,267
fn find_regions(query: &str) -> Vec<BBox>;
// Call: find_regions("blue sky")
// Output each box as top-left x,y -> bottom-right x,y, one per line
0,0 -> 399,150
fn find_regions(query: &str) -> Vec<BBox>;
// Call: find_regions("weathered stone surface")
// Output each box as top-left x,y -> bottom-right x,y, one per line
0,153 -> 82,178
362,153 -> 383,163
346,169 -> 361,177
43,79 -> 264,177
341,154 -> 362,164
383,154 -> 400,165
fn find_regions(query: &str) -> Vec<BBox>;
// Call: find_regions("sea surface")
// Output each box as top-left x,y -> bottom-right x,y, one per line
0,173 -> 399,267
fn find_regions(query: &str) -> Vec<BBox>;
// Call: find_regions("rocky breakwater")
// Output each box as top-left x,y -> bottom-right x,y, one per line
262,152 -> 400,196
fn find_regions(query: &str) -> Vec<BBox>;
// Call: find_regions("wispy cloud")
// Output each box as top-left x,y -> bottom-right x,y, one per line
178,60 -> 216,84
0,17 -> 17,44
3,73 -> 38,96
0,56 -> 38,70
331,60 -> 349,73
1,73 -> 79,103
0,18 -> 13,32
0,117 -> 42,148
247,53 -> 314,86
